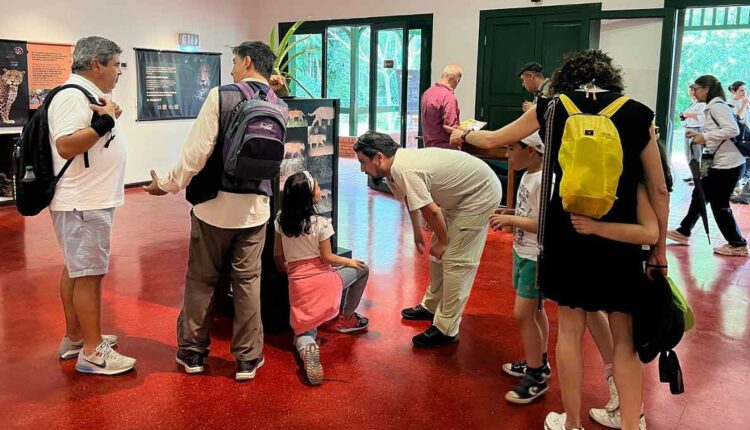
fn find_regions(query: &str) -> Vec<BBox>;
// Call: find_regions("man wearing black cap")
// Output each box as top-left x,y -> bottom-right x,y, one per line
516,62 -> 550,112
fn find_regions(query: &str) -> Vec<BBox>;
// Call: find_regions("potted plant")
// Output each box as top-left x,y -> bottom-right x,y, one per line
269,17 -> 315,98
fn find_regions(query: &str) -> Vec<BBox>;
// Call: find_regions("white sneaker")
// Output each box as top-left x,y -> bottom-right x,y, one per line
59,334 -> 119,359
75,341 -> 136,375
544,412 -> 584,430
589,408 -> 647,429
604,376 -> 619,412
713,243 -> 749,257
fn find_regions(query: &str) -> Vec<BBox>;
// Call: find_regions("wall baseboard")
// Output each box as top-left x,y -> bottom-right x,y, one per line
126,181 -> 151,189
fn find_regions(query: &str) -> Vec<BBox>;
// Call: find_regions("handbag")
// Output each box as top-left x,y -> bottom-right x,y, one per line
699,140 -> 727,177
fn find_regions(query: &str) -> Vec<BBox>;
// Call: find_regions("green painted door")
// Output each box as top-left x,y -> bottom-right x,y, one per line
478,10 -> 592,129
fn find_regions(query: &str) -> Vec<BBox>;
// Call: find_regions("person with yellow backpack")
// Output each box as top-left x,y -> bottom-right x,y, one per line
451,50 -> 670,430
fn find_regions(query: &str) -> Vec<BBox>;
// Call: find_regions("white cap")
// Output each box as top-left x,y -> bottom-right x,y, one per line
521,131 -> 544,154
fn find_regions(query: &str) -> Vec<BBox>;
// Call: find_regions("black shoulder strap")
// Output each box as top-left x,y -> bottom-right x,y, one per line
46,84 -> 106,170
706,102 -> 737,155
46,84 -> 100,108
536,97 -> 558,289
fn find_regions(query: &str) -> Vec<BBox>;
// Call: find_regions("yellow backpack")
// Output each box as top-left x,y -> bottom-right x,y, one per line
557,94 -> 628,219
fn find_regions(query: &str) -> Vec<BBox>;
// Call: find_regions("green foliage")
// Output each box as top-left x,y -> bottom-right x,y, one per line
288,34 -> 322,98
675,28 -> 750,125
269,17 -> 315,97
285,24 -> 422,136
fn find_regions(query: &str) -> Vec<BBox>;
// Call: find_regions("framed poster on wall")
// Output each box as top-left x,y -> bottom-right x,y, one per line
26,42 -> 73,109
134,48 -> 220,121
0,39 -> 29,127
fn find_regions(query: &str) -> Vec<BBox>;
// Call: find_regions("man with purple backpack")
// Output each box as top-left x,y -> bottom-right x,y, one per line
144,41 -> 288,381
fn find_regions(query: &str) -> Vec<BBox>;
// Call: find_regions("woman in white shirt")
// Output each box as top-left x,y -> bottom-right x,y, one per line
728,81 -> 750,188
679,84 -> 706,170
668,75 -> 747,256
728,81 -> 749,125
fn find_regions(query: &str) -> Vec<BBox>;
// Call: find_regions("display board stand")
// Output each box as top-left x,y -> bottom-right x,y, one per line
218,99 -> 345,334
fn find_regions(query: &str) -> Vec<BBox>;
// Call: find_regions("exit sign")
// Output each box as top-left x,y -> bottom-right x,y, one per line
383,59 -> 394,68
179,33 -> 200,47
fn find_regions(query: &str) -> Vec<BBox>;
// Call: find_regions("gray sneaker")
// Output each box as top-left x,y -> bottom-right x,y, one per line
303,343 -> 324,386
59,334 -> 119,359
75,341 -> 136,375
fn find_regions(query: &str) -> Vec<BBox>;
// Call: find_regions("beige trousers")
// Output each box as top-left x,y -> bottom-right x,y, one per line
421,205 -> 496,337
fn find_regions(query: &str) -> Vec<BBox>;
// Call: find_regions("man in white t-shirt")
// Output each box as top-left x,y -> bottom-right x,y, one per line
48,36 -> 135,375
353,131 -> 502,348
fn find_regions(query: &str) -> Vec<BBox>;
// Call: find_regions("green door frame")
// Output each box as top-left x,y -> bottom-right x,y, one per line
475,3 -> 602,123
666,0 -> 750,7
588,8 -> 679,148
369,21 -> 408,145
477,4 -> 680,151
279,14 -> 433,141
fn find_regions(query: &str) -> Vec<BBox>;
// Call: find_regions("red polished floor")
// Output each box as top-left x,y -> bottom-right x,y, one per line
1,157 -> 749,429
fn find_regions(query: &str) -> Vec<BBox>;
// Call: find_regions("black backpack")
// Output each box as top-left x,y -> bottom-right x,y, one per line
709,102 -> 750,156
733,113 -> 750,156
633,272 -> 685,395
13,84 -> 100,216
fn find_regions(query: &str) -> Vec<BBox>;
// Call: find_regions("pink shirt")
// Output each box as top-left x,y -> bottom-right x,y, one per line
420,83 -> 460,149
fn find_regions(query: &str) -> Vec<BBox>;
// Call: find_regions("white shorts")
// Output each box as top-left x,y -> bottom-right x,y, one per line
51,208 -> 115,278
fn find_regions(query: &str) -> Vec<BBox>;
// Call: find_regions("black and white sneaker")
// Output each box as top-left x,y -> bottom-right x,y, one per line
502,360 -> 528,377
176,350 -> 205,374
236,356 -> 264,381
502,359 -> 551,379
505,373 -> 549,404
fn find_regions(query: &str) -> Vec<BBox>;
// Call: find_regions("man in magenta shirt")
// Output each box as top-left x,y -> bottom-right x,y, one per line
420,65 -> 462,149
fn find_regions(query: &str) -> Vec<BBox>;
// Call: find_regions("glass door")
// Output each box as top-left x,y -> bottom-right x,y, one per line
370,22 -> 407,146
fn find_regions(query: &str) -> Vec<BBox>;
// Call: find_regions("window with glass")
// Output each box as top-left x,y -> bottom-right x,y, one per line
288,34 -> 322,98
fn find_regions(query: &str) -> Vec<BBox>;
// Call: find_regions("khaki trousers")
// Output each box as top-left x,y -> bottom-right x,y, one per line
177,212 -> 266,361
421,205 -> 496,337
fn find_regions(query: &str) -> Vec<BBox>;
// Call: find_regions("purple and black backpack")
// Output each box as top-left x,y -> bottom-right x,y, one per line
222,82 -> 288,183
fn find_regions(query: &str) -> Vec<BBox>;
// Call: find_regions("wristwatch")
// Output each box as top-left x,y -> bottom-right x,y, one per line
461,129 -> 473,144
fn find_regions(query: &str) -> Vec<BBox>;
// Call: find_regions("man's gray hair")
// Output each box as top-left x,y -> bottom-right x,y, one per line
71,36 -> 122,74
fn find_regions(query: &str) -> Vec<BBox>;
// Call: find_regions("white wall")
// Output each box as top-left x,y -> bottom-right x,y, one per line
1,0 -> 666,184
599,18 -> 664,111
0,0 -> 250,184
247,0 -> 664,120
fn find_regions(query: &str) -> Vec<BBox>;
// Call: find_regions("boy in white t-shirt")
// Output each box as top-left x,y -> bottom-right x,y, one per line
488,132 -> 550,404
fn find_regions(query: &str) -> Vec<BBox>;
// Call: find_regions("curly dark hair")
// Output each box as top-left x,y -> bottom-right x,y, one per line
549,50 -> 625,94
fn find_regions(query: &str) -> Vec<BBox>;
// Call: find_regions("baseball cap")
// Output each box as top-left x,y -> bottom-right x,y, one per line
516,62 -> 544,77
520,132 -> 544,154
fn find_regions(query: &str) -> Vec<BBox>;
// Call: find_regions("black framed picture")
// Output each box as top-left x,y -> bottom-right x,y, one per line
135,49 -> 220,121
